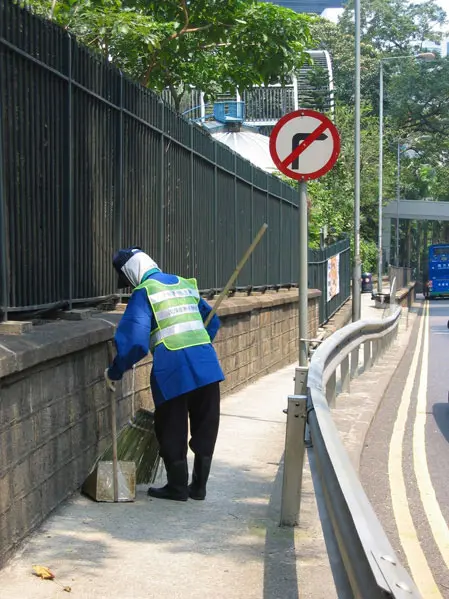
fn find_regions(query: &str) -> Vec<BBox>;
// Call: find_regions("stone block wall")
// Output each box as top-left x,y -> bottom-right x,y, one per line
0,289 -> 320,566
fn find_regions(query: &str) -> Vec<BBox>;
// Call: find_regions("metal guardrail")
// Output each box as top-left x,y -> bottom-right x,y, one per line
281,298 -> 422,598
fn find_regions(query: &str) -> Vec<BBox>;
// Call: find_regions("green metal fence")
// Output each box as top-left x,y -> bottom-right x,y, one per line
308,239 -> 351,325
0,0 -> 350,325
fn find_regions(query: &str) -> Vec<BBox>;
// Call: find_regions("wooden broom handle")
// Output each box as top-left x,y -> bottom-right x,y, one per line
204,223 -> 268,328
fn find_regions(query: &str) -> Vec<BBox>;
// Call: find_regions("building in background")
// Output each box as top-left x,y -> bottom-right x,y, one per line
422,40 -> 443,56
259,0 -> 346,14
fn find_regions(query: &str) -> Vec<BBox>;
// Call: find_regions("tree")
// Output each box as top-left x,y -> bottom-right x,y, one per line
21,0 -> 314,109
339,0 -> 446,54
387,56 -> 449,136
311,0 -> 447,114
309,18 -> 380,108
307,0 -> 449,271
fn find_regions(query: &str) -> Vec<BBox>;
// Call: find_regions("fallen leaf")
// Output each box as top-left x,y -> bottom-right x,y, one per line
32,565 -> 55,580
32,565 -> 71,592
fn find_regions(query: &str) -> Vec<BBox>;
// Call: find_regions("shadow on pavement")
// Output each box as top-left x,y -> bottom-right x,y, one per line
262,455 -> 299,599
432,402 -> 449,444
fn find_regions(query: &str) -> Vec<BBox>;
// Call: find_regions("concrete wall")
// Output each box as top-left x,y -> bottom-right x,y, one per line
0,289 -> 320,566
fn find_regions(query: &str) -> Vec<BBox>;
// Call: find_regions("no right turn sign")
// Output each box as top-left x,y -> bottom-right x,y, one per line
269,109 -> 340,181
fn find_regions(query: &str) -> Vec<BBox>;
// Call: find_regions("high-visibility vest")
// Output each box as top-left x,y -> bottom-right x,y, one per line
135,276 -> 211,352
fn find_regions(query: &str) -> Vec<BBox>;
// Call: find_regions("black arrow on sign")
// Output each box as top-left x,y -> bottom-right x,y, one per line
291,132 -> 328,169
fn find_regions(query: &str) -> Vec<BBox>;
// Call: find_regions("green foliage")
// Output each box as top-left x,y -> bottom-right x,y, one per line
21,0 -> 314,108
339,0 -> 446,53
360,239 -> 379,273
307,0 -> 449,263
293,104 -> 396,248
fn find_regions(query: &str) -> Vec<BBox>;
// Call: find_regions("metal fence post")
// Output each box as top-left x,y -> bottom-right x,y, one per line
115,71 -> 124,282
266,176 -> 269,286
214,143 -> 218,290
251,166 -> 254,285
0,69 -> 7,322
279,195 -> 282,285
280,394 -> 307,527
341,355 -> 350,392
159,101 -> 165,266
190,124 -> 195,276
64,33 -> 74,309
234,153 -> 238,281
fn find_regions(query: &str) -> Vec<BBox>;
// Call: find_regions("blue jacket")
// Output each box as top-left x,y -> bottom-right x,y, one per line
108,271 -> 225,406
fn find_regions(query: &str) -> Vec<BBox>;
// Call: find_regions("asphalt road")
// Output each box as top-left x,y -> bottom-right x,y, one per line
360,297 -> 449,598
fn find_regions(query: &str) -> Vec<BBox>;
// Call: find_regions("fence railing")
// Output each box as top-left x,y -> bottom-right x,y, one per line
308,238 -> 351,326
0,0 -> 350,323
281,299 -> 422,597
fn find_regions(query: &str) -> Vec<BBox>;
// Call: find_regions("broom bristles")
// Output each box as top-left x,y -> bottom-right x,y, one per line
100,408 -> 160,485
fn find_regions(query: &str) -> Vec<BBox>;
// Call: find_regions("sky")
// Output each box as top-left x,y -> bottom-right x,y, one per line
321,0 -> 449,55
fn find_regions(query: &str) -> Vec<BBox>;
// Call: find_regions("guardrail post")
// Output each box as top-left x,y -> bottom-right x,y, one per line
280,395 -> 307,527
326,371 -> 337,407
294,366 -> 311,445
294,366 -> 308,395
341,355 -> 350,392
364,340 -> 372,369
350,347 -> 359,379
372,339 -> 379,363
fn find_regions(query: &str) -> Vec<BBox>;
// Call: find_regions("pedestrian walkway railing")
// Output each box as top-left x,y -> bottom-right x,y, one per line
281,303 -> 422,598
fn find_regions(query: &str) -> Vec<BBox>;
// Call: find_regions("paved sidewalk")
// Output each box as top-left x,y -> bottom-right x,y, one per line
0,294 -> 411,599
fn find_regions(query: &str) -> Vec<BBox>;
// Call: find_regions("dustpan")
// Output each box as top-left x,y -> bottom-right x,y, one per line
82,342 -> 136,502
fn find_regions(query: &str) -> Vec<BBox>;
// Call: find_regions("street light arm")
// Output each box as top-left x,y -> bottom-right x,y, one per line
379,52 -> 435,64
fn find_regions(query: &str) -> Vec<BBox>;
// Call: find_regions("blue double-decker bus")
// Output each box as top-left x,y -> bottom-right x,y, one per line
424,244 -> 449,299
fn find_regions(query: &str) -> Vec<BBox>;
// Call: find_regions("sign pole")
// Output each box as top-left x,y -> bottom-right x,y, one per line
298,180 -> 308,367
268,108 -> 340,367
269,108 -> 341,528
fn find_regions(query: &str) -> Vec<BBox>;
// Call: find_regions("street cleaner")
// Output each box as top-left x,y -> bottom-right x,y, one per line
104,247 -> 224,502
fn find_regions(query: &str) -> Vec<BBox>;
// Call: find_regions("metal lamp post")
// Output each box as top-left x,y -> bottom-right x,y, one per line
353,0 -> 361,321
396,140 -> 401,266
377,52 -> 435,293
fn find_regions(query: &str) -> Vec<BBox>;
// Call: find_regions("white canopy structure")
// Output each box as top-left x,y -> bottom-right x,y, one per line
211,130 -> 276,173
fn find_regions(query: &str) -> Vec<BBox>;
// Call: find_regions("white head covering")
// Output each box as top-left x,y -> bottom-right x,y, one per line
122,250 -> 160,287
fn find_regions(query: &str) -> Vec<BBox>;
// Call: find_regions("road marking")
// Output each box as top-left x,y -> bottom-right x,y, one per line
388,305 -> 443,597
414,301 -> 449,569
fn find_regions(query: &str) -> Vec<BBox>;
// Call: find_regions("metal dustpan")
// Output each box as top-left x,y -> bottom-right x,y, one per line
82,342 -> 136,502
82,459 -> 136,502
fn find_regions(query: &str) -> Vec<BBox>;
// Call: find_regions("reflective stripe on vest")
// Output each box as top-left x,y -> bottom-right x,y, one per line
134,277 -> 210,352
150,320 -> 206,348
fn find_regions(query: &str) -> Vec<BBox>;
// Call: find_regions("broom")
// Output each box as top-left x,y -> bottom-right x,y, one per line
99,365 -> 160,485
102,222 -> 268,484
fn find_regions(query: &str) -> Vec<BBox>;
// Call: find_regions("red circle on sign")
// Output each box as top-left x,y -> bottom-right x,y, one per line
269,109 -> 340,181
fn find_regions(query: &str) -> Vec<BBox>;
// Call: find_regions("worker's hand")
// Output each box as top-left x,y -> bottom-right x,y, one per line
104,368 -> 116,392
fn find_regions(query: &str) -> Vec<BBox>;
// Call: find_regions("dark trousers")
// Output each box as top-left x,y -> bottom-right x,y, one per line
154,382 -> 220,464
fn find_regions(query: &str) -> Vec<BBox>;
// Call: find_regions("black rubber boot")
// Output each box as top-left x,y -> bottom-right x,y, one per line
189,455 -> 212,500
147,459 -> 188,501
